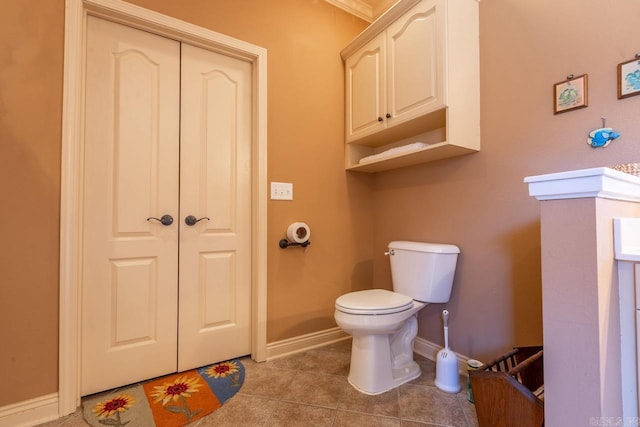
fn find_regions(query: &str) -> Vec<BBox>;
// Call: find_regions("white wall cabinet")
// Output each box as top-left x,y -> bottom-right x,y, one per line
345,0 -> 443,144
342,0 -> 479,172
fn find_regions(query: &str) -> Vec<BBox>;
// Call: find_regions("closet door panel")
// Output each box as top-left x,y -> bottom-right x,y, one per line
81,16 -> 180,396
178,43 -> 253,370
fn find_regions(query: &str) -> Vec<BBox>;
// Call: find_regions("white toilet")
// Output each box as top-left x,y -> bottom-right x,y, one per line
334,241 -> 460,395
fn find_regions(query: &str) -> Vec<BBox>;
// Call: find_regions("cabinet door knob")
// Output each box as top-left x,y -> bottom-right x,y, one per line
378,116 -> 383,122
386,113 -> 392,119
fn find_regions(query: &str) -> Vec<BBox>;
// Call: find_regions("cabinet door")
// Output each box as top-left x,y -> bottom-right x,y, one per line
386,0 -> 444,125
345,32 -> 386,143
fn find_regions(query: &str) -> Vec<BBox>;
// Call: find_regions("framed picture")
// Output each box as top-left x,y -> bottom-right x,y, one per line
554,74 -> 588,114
618,56 -> 640,99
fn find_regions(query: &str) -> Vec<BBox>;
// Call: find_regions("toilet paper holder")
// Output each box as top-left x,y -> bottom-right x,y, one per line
279,238 -> 311,249
280,222 -> 311,249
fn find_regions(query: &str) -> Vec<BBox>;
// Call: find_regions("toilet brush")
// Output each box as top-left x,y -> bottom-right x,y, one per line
434,309 -> 461,393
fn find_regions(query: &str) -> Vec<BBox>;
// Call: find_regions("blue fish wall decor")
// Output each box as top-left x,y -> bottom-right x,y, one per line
587,127 -> 620,148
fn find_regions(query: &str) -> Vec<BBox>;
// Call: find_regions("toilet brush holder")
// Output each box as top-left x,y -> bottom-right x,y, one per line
435,354 -> 460,393
434,310 -> 461,393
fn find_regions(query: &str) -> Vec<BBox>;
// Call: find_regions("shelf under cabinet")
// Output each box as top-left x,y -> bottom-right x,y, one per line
346,141 -> 478,173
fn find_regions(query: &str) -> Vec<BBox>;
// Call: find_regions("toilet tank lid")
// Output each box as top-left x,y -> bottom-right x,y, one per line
389,241 -> 460,254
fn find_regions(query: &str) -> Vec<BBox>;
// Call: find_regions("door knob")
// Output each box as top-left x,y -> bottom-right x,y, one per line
147,214 -> 174,226
185,215 -> 210,226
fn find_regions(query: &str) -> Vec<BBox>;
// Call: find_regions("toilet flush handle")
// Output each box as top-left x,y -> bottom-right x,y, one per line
384,249 -> 395,256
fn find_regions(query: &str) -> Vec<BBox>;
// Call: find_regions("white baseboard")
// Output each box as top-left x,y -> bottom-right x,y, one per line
266,327 -> 351,360
414,336 -> 471,374
0,393 -> 59,427
265,327 -> 471,376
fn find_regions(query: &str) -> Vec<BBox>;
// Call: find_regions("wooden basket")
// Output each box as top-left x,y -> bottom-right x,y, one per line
612,163 -> 640,177
469,346 -> 544,427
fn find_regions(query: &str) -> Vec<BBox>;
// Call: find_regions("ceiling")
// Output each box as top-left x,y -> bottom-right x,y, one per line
324,0 -> 398,22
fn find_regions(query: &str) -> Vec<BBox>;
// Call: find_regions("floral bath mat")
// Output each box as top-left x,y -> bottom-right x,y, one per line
82,359 -> 244,426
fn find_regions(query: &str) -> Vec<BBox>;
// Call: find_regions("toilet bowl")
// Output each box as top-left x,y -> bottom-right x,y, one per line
335,289 -> 425,394
334,241 -> 460,395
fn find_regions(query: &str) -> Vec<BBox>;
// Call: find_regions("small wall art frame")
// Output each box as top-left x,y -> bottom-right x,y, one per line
618,55 -> 640,99
553,74 -> 588,114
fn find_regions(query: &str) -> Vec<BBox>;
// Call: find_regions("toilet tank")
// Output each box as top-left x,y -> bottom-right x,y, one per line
388,241 -> 460,303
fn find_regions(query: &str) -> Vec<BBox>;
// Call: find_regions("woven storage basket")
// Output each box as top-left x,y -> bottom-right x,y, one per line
612,163 -> 640,177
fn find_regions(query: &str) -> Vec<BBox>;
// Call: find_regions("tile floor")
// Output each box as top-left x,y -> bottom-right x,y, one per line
39,340 -> 479,427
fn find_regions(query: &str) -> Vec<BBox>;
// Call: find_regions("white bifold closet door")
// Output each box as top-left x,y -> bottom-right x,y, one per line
81,16 -> 252,396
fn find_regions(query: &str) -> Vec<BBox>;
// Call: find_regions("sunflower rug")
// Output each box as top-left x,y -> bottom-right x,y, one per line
82,359 -> 244,427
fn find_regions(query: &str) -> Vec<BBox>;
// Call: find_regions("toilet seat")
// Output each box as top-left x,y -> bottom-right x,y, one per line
335,289 -> 414,315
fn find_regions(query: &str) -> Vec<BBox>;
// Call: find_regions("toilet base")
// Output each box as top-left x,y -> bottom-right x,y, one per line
345,313 -> 421,395
348,358 -> 421,395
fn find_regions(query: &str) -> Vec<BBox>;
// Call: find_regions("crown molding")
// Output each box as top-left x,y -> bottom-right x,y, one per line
325,0 -> 375,22
339,0 -> 421,60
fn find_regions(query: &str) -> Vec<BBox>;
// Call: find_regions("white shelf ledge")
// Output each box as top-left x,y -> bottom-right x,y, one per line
524,167 -> 640,202
347,141 -> 477,173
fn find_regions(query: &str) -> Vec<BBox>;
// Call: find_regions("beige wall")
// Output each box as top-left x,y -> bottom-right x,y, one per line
2,0 -> 640,409
0,0 -> 370,406
0,0 -> 64,406
373,0 -> 640,361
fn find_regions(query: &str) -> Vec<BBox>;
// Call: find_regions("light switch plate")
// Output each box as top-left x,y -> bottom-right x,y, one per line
271,182 -> 293,200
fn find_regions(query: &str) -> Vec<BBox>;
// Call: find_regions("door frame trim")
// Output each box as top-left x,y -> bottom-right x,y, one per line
60,0 -> 267,415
